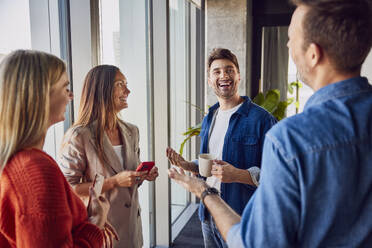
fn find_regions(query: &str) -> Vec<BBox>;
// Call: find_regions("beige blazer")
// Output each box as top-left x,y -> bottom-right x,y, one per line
58,120 -> 143,248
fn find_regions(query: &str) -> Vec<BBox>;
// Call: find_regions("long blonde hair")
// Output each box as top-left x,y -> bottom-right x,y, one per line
0,50 -> 66,169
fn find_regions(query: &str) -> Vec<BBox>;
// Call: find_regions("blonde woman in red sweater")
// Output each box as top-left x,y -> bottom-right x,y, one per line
0,50 -> 110,247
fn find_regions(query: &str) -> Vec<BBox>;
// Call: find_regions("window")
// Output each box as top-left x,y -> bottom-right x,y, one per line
0,0 -> 67,159
287,56 -> 313,116
99,1 -> 153,246
169,0 -> 191,224
0,0 -> 31,60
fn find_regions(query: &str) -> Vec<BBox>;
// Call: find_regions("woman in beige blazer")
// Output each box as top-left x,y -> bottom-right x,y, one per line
59,65 -> 158,248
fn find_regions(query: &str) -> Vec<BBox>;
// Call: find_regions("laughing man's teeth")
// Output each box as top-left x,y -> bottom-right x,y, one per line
218,81 -> 232,87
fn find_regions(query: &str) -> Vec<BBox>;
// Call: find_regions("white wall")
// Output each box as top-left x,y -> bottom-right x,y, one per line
205,0 -> 250,106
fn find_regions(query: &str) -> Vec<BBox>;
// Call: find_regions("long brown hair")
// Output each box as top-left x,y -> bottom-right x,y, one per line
73,64 -> 121,165
0,50 -> 65,169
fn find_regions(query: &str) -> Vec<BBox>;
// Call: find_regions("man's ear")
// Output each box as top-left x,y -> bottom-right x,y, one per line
307,43 -> 323,68
207,76 -> 212,87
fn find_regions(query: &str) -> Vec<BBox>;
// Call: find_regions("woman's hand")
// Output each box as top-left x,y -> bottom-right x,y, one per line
87,187 -> 110,229
145,166 -> 159,181
102,222 -> 119,248
113,170 -> 147,187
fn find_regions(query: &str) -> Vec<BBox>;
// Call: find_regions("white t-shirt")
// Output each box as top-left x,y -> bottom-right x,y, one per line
206,103 -> 242,191
113,145 -> 124,169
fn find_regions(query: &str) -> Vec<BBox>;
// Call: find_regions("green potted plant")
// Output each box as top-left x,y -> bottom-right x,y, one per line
252,89 -> 293,121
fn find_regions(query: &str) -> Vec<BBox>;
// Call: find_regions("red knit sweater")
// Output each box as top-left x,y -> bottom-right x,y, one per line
0,149 -> 103,247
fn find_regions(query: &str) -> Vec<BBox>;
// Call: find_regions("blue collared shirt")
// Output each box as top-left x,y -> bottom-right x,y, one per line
198,96 -> 276,221
227,77 -> 372,247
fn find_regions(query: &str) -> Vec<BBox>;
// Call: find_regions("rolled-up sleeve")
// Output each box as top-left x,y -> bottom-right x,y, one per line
227,223 -> 244,248
247,166 -> 260,186
58,130 -> 87,185
192,159 -> 199,166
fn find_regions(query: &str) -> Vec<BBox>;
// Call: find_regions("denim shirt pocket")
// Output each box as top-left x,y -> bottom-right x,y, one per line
230,135 -> 260,167
231,135 -> 258,145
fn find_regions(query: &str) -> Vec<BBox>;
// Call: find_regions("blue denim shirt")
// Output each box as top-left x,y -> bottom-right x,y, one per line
198,96 -> 276,221
227,77 -> 372,247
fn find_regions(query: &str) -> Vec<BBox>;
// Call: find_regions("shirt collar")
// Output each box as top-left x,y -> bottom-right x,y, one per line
209,96 -> 251,116
304,76 -> 370,110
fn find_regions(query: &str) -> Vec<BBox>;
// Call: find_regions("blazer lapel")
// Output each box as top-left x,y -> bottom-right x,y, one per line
102,132 -> 124,174
88,122 -> 123,174
118,121 -> 136,171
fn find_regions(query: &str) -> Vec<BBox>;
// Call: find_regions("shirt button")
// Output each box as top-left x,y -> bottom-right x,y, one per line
125,203 -> 131,208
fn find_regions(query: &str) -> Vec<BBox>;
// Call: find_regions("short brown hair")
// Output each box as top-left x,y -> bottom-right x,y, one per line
290,0 -> 372,73
207,48 -> 240,73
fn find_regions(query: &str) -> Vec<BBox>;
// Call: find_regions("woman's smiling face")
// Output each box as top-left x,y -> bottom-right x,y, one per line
49,71 -> 73,125
113,71 -> 130,112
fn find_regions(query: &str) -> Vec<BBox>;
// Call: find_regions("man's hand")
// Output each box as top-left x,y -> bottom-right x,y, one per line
211,160 -> 240,183
145,166 -> 159,181
168,167 -> 241,242
166,147 -> 189,169
166,147 -> 198,173
168,167 -> 208,198
212,160 -> 255,185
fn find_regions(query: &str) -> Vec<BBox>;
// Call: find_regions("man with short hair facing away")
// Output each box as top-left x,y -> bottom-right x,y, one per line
168,0 -> 372,247
166,48 -> 276,248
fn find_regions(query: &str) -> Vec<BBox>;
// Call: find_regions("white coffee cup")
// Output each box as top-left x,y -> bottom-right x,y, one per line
198,153 -> 215,177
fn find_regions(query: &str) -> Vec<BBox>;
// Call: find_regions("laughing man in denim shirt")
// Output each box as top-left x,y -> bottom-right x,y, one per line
166,48 -> 276,248
169,0 -> 372,247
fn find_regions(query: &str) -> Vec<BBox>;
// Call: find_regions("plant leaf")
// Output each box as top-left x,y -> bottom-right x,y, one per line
288,83 -> 294,94
183,100 -> 207,115
261,89 -> 280,113
179,134 -> 194,156
286,97 -> 295,105
253,92 -> 265,105
272,100 -> 289,121
290,81 -> 303,89
182,123 -> 201,135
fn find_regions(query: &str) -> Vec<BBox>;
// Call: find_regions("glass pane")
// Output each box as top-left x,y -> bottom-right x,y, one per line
287,55 -> 314,116
169,0 -> 190,224
0,0 -> 31,60
261,26 -> 289,100
99,0 -> 152,246
261,26 -> 313,118
0,0 -> 64,159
